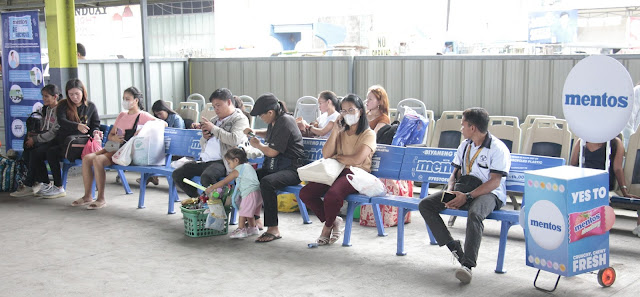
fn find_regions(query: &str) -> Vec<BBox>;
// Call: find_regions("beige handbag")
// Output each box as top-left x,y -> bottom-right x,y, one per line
297,158 -> 345,186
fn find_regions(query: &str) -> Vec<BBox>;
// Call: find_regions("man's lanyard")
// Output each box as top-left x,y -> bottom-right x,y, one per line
465,142 -> 483,174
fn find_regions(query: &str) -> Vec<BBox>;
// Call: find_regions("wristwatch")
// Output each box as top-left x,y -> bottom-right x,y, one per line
465,192 -> 473,202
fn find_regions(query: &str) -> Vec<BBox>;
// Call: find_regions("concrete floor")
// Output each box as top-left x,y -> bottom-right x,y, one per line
1,171 -> 639,297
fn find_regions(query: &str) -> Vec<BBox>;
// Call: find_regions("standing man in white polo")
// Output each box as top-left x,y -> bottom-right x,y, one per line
418,107 -> 511,284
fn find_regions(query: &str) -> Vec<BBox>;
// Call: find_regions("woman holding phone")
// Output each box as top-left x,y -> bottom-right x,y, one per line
299,94 -> 376,245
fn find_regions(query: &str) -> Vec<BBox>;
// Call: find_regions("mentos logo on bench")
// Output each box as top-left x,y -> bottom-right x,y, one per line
302,138 -> 326,165
562,55 -> 634,143
399,147 -> 456,183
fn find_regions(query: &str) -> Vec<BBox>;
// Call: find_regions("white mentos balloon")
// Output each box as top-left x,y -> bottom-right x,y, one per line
562,55 -> 634,143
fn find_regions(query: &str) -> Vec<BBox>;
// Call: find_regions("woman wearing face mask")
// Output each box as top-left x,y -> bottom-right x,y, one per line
11,84 -> 63,197
366,85 -> 391,133
299,94 -> 377,245
72,86 -> 161,209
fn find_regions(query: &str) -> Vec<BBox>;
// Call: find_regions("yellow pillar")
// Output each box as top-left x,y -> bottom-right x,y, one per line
45,0 -> 77,89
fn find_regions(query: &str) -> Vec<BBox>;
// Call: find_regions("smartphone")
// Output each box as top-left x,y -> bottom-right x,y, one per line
247,132 -> 256,139
441,191 -> 456,203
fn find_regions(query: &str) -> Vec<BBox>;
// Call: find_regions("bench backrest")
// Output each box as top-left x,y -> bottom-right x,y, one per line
397,146 -> 565,193
163,128 -> 202,159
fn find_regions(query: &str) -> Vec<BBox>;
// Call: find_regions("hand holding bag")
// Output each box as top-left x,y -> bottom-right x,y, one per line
296,158 -> 345,186
81,137 -> 102,159
346,166 -> 386,197
112,136 -> 136,166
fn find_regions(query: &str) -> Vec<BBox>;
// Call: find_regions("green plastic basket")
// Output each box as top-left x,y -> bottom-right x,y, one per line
180,206 -> 229,237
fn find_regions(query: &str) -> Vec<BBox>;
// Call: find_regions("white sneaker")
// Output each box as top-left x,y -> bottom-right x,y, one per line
32,182 -> 42,194
247,226 -> 260,236
35,183 -> 54,197
229,228 -> 248,239
10,185 -> 34,197
41,186 -> 66,199
455,266 -> 473,284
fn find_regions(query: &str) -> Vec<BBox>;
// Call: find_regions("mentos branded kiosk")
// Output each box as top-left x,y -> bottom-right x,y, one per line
525,55 -> 635,291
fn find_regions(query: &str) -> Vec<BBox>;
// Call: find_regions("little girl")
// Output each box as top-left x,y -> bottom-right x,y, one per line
205,148 -> 263,239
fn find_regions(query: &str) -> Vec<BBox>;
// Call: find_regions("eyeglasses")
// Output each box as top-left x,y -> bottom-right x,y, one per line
339,108 -> 358,115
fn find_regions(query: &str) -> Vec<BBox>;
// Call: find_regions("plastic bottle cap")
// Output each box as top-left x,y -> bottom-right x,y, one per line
213,192 -> 220,198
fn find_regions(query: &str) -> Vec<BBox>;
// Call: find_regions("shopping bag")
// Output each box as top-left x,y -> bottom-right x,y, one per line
112,137 -> 136,166
346,166 -> 386,197
360,178 -> 413,227
277,193 -> 299,212
81,137 -> 102,159
131,120 -> 165,166
391,107 -> 428,147
296,158 -> 344,185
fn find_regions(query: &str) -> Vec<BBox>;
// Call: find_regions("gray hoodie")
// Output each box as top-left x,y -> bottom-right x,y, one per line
34,105 -> 59,144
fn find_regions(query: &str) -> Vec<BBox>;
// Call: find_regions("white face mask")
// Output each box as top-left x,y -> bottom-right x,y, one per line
344,111 -> 360,126
122,100 -> 132,110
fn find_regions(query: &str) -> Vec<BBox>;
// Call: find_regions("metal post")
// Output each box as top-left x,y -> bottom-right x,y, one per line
140,0 -> 152,110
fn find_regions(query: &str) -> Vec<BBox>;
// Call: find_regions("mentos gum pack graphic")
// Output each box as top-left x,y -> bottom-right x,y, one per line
569,206 -> 615,243
525,166 -> 611,277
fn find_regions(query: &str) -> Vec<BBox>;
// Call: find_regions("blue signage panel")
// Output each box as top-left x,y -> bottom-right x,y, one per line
302,137 -> 326,164
507,154 -> 565,193
2,11 -> 44,151
399,147 -> 456,184
163,128 -> 202,158
371,144 -> 404,179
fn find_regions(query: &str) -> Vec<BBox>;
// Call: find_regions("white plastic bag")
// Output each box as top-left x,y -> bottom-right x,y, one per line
346,166 -> 386,197
205,199 -> 227,231
297,158 -> 345,185
170,157 -> 195,169
131,120 -> 165,166
112,137 -> 136,166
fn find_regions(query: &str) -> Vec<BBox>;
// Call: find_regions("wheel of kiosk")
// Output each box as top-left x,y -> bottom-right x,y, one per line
597,267 -> 616,287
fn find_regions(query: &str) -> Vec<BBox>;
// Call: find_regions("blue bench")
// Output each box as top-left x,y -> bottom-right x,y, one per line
108,128 -> 203,214
61,125 -> 134,196
278,138 -> 406,243
284,141 -> 565,274
61,127 -> 204,214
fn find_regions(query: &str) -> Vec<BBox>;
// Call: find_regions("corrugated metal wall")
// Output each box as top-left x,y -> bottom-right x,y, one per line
189,57 -> 353,109
353,55 -> 640,120
76,59 -> 187,122
190,55 -> 640,120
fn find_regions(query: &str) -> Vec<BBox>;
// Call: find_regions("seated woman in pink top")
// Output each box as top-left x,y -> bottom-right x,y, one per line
72,87 -> 165,209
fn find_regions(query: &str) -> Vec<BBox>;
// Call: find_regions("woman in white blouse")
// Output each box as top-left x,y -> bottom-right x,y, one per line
297,90 -> 340,139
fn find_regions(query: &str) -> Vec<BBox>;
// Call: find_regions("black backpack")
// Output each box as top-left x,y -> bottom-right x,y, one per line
376,121 -> 400,145
25,111 -> 43,134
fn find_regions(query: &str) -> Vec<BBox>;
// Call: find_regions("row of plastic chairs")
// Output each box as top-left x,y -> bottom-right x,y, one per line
164,95 -> 257,127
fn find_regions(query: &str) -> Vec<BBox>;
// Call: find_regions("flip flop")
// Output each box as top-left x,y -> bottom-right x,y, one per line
255,232 -> 281,243
71,198 -> 92,207
86,201 -> 107,210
